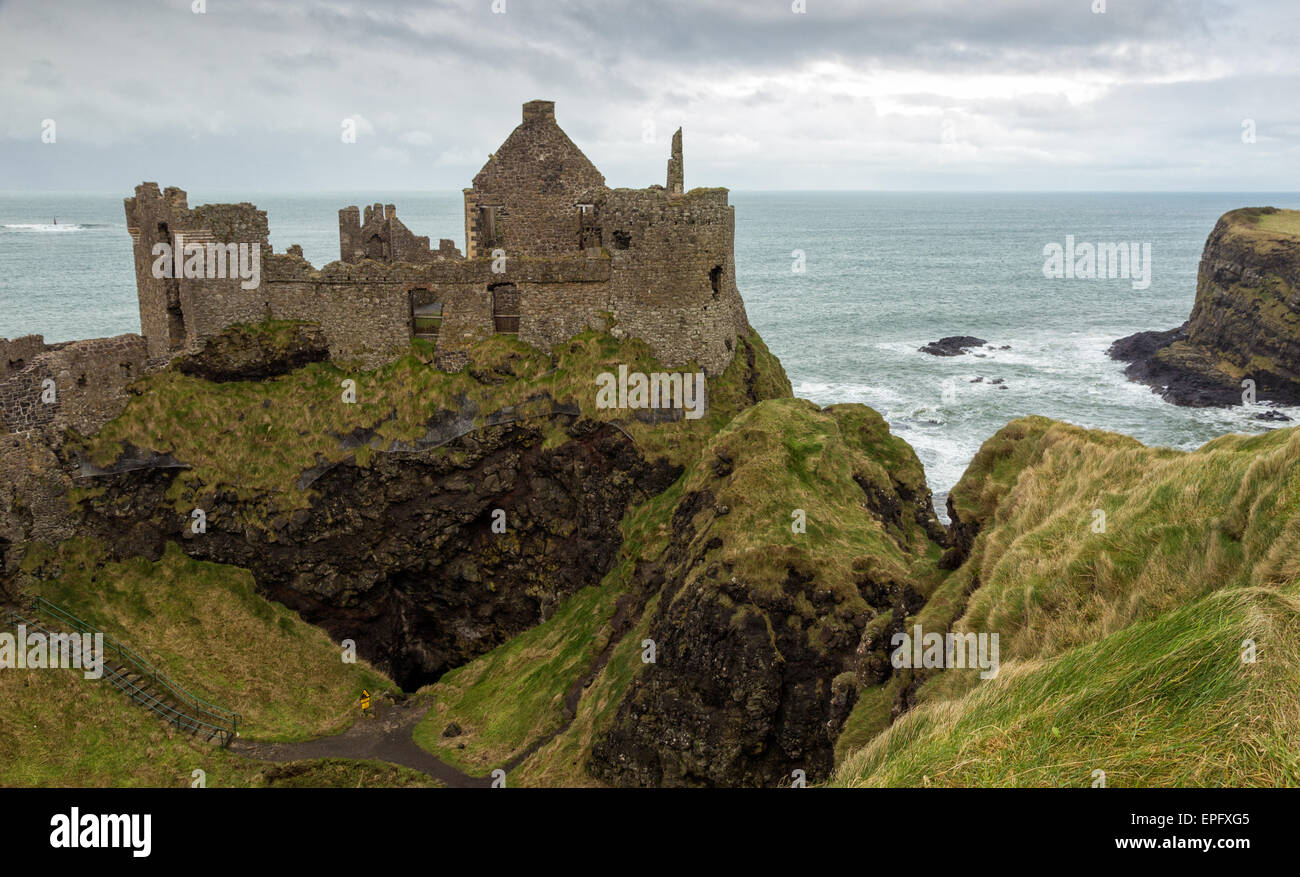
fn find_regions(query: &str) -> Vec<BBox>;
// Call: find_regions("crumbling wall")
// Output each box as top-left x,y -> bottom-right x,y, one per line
667,127 -> 684,195
125,183 -> 270,359
0,335 -> 50,381
339,203 -> 460,265
0,334 -> 149,436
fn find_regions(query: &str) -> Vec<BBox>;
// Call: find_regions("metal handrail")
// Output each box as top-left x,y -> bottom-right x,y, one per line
6,599 -> 240,745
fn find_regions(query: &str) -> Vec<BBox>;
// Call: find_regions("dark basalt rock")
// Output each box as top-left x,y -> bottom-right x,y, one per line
174,321 -> 330,382
919,336 -> 988,356
586,411 -> 943,788
1110,208 -> 1300,408
1108,322 -> 1244,407
73,411 -> 679,691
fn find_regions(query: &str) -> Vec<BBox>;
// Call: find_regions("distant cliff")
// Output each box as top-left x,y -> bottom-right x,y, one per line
1110,207 -> 1300,407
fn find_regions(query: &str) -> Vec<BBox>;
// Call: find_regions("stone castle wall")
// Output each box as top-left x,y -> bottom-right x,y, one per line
0,334 -> 149,436
109,101 -> 751,397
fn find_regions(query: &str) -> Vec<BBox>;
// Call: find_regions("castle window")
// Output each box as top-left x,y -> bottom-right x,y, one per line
612,230 -> 631,250
478,206 -> 502,249
409,289 -> 442,341
709,265 -> 722,299
577,204 -> 601,249
491,283 -> 520,334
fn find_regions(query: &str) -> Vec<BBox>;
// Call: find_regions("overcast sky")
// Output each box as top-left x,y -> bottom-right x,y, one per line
1,0 -> 1297,192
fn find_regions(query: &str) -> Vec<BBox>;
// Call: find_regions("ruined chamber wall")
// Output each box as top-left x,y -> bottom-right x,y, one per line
0,334 -> 149,436
464,101 -> 606,260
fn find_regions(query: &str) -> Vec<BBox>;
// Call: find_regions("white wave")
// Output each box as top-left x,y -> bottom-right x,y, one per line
2,223 -> 100,232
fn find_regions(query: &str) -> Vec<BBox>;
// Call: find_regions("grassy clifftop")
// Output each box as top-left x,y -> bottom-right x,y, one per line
74,323 -> 790,520
833,418 -> 1300,786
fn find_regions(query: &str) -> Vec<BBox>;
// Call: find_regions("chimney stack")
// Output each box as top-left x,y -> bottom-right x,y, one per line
523,100 -> 556,123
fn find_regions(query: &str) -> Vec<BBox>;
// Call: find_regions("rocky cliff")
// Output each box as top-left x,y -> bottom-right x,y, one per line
7,322 -> 792,694
586,399 -> 946,786
1110,207 -> 1300,406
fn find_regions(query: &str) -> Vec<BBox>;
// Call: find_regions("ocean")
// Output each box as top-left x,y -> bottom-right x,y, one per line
4,190 -> 1298,513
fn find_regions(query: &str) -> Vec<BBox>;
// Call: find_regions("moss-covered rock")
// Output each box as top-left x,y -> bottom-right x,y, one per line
585,398 -> 945,786
174,319 -> 330,383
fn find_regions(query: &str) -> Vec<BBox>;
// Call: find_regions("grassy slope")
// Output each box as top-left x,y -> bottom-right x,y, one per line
4,543 -> 431,787
832,419 -> 1300,786
20,539 -> 392,742
416,397 -> 946,784
0,662 -> 435,788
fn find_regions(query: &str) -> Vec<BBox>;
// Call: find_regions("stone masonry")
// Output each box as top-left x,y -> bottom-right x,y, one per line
0,334 -> 149,436
116,100 -> 752,378
0,98 -> 756,442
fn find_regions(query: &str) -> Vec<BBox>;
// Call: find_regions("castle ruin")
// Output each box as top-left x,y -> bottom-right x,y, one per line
122,100 -> 751,375
1,100 -> 753,439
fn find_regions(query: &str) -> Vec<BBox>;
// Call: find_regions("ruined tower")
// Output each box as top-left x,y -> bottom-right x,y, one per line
667,128 -> 683,195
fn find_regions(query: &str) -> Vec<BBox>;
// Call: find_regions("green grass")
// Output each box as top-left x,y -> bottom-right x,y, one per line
1248,208 -> 1300,238
833,586 -> 1300,786
832,418 -> 1300,786
0,653 -> 430,787
19,539 -> 394,742
74,325 -> 790,523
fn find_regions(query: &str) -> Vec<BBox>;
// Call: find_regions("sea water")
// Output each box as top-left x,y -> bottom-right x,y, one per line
4,190 -> 1298,513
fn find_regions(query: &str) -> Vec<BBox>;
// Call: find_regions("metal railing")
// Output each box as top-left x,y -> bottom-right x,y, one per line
4,597 -> 240,746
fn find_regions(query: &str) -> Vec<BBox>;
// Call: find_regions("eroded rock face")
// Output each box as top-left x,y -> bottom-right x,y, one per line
589,492 -> 928,788
1111,208 -> 1300,407
174,321 -> 330,383
73,415 -> 678,689
588,400 -> 942,787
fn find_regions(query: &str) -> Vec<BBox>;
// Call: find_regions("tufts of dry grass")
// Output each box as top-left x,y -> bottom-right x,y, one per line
833,419 -> 1300,787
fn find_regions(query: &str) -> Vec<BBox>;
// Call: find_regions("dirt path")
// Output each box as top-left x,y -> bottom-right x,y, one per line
230,697 -> 488,788
232,588 -> 655,787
